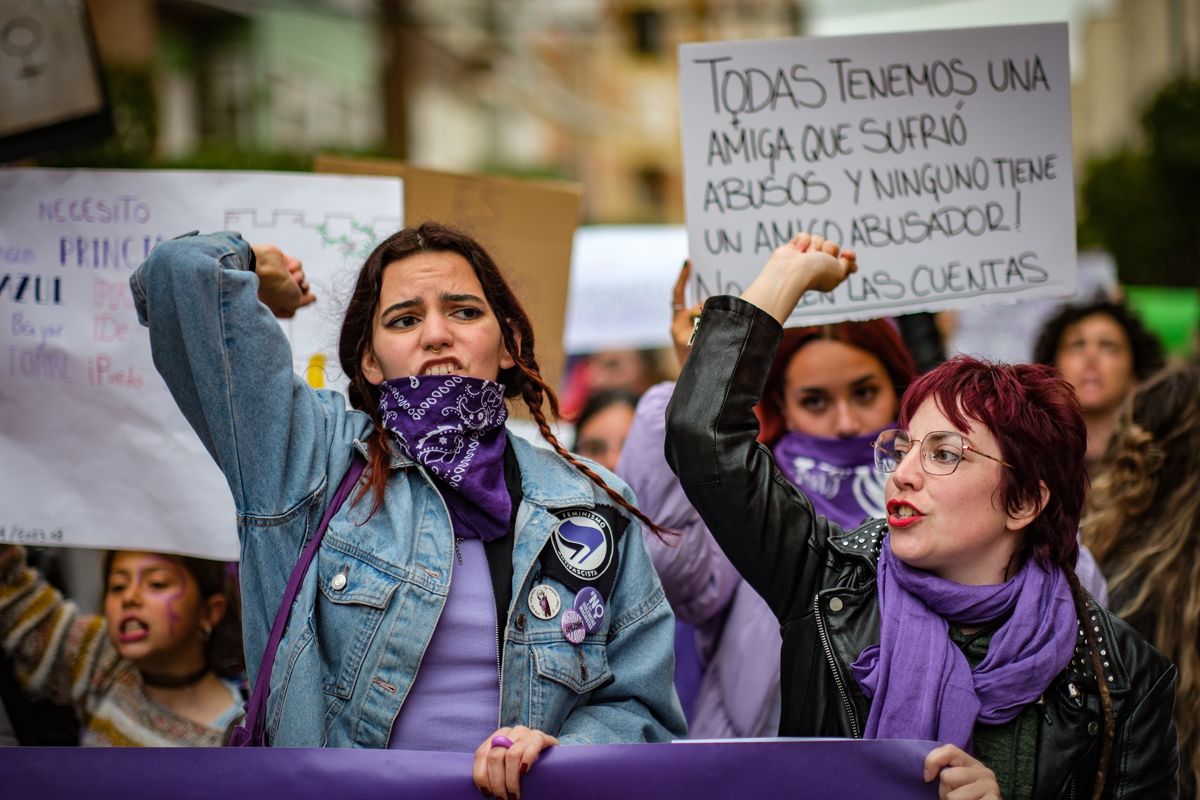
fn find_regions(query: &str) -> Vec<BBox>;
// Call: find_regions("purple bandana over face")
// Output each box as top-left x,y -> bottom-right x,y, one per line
771,428 -> 888,530
379,375 -> 511,541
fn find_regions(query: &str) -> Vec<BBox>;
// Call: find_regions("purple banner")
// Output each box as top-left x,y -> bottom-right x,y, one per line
1,739 -> 938,799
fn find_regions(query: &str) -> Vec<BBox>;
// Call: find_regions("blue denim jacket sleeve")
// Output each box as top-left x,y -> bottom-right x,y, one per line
129,231 -> 359,519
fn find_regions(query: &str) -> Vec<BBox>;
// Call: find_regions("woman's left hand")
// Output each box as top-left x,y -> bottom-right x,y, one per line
924,744 -> 1002,800
473,725 -> 560,800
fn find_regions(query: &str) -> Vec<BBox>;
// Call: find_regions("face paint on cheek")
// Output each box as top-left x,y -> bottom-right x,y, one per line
136,560 -> 189,635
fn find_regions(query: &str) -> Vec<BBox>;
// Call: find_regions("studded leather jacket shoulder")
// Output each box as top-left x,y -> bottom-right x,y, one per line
664,296 -> 1179,799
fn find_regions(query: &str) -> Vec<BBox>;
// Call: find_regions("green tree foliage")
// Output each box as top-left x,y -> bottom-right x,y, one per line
39,67 -> 158,168
1079,78 -> 1200,287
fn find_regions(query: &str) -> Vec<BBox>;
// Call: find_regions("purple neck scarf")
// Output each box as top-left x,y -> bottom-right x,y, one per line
772,429 -> 887,530
379,375 -> 511,541
850,538 -> 1077,751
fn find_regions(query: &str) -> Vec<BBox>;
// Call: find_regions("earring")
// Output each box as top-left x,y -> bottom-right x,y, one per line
199,622 -> 213,642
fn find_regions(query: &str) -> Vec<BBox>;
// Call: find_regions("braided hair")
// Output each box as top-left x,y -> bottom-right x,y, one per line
337,222 -> 665,536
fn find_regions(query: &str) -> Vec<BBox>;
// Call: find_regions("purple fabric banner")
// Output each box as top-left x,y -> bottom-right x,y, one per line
1,739 -> 938,799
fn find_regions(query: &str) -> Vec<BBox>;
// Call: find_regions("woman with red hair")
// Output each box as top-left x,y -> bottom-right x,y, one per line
618,264 -> 916,738
665,235 -> 1178,798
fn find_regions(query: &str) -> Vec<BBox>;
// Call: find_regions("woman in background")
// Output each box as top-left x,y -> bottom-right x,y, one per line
1033,298 -> 1164,467
0,546 -> 243,746
1083,363 -> 1200,798
572,389 -> 641,473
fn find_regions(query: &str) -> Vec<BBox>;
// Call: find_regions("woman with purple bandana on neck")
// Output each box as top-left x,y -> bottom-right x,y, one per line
664,233 -> 1178,798
132,224 -> 685,800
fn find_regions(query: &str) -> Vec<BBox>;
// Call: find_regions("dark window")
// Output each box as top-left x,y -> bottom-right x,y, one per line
627,9 -> 663,56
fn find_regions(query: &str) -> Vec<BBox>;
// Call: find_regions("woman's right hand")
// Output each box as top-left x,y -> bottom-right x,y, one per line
740,232 -> 857,325
251,243 -> 317,318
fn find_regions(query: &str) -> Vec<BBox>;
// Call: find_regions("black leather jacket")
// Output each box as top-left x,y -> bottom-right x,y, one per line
664,296 -> 1179,799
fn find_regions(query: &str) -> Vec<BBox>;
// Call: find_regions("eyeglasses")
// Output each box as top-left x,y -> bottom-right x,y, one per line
871,429 -> 1011,476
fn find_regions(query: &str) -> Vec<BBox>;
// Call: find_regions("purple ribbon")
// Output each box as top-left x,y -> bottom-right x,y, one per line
379,375 -> 511,541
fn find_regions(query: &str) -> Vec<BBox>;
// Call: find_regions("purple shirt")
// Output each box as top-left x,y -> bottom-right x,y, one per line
389,537 -> 500,751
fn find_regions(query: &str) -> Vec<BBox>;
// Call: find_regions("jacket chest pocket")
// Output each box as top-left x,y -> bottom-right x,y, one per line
314,541 -> 399,699
527,641 -> 612,733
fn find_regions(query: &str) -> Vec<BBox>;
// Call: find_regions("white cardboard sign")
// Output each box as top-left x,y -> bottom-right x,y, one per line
679,23 -> 1076,325
563,225 -> 689,354
0,169 -> 403,559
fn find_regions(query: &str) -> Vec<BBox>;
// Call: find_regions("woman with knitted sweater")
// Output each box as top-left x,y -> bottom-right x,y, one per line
0,546 -> 244,746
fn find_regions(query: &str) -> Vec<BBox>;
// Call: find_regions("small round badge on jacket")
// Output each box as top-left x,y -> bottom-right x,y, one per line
574,587 -> 605,634
560,608 -> 586,645
528,585 -> 562,620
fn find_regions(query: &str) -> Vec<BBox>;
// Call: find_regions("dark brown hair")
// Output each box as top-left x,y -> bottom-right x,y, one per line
337,222 -> 664,534
1032,297 -> 1165,380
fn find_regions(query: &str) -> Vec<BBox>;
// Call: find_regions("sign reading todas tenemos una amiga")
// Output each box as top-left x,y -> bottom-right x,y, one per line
679,23 -> 1076,325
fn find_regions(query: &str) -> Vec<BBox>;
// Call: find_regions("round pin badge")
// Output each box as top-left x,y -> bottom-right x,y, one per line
560,608 -> 586,645
528,585 -> 562,620
573,587 -> 605,634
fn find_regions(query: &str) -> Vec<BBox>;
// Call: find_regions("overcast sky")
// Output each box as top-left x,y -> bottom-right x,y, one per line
807,0 -> 1116,75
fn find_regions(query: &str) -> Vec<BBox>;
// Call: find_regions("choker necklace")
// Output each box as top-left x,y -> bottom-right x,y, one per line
140,665 -> 211,689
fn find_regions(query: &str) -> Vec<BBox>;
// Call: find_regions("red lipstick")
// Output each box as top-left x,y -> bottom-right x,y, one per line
886,499 -> 923,528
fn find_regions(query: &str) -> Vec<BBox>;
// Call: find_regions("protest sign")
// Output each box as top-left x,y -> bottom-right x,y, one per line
679,23 -> 1075,326
315,155 -> 582,396
0,738 -> 938,799
0,169 -> 403,559
564,225 -> 689,354
0,0 -> 112,161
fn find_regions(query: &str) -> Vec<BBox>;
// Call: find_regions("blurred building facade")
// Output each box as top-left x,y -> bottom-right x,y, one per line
1071,0 -> 1200,170
396,0 -> 807,222
86,0 -> 383,158
82,0 -> 807,223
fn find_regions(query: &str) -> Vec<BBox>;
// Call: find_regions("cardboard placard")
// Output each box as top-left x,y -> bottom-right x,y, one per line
315,155 -> 582,399
679,23 -> 1076,325
564,225 -> 689,354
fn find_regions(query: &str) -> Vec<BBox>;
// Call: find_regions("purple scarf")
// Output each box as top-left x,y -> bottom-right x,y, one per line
772,429 -> 887,530
850,538 -> 1077,751
379,375 -> 511,541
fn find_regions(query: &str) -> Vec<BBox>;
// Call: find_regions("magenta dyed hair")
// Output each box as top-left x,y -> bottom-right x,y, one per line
897,356 -> 1088,570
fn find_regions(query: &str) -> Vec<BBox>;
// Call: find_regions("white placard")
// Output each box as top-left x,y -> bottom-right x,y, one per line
0,169 -> 403,559
679,23 -> 1076,325
563,225 -> 689,354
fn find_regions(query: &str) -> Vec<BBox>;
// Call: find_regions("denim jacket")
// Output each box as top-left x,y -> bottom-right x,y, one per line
131,232 -> 685,748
